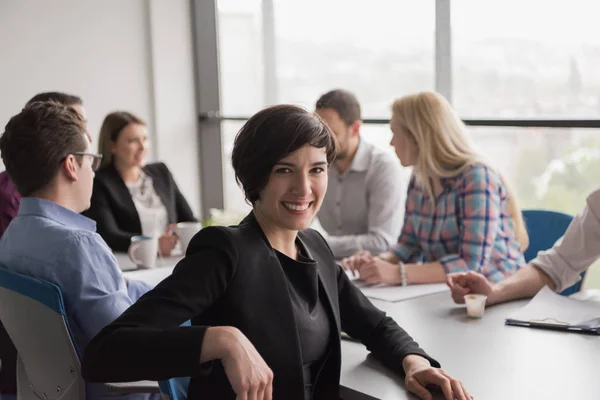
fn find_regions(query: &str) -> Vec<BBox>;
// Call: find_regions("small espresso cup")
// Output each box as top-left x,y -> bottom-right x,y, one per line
128,235 -> 159,269
175,222 -> 202,253
464,294 -> 488,318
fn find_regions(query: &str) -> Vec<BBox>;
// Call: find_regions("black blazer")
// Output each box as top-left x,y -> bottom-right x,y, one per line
81,213 -> 439,399
85,162 -> 196,251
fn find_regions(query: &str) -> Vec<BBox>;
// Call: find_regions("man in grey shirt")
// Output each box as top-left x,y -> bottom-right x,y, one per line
315,89 -> 408,259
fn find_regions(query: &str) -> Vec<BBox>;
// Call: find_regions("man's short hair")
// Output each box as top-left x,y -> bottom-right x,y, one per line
26,92 -> 83,107
315,89 -> 361,126
0,101 -> 87,196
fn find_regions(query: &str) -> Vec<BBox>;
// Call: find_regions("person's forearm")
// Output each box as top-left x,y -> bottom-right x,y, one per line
200,326 -> 239,363
488,265 -> 555,305
327,234 -> 390,259
405,262 -> 446,284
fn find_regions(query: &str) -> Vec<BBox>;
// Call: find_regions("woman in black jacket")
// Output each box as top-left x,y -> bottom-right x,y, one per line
81,105 -> 471,400
86,111 -> 196,255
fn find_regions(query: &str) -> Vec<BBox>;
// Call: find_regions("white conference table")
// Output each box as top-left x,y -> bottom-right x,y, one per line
117,254 -> 600,400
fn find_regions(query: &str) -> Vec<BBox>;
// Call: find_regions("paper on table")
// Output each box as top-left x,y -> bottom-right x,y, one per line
343,269 -> 449,302
354,281 -> 449,302
507,286 -> 600,329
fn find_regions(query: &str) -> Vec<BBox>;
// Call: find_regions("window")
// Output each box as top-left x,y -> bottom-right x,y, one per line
453,0 -> 600,118
469,126 -> 600,214
218,0 -> 434,213
273,0 -> 435,117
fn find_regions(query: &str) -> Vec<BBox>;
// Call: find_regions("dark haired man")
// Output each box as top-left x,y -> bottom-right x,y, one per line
0,102 -> 151,400
0,91 -> 87,239
315,89 -> 408,259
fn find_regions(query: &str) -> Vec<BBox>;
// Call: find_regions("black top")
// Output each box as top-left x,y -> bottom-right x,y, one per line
84,162 -> 196,251
81,212 -> 440,400
0,320 -> 16,394
276,243 -> 331,400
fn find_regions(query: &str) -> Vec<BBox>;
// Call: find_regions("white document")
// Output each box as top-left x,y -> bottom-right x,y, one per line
507,286 -> 600,329
354,281 -> 449,303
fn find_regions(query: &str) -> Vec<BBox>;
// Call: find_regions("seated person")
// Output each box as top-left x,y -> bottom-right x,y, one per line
81,105 -> 471,400
0,91 -> 87,239
447,187 -> 600,305
342,91 -> 528,286
0,91 -> 87,398
0,102 -> 152,400
85,111 -> 197,256
314,89 -> 407,259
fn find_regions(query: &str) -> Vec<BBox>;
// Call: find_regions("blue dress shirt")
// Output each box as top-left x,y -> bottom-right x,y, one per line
0,198 -> 153,400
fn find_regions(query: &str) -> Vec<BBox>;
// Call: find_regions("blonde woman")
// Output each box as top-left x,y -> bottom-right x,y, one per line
342,91 -> 528,286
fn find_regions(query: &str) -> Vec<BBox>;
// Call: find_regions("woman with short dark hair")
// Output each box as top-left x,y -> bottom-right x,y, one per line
81,105 -> 471,400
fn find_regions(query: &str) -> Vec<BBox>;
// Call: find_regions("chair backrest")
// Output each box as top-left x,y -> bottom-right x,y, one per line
157,321 -> 191,400
522,210 -> 585,296
157,377 -> 190,400
0,268 -> 85,400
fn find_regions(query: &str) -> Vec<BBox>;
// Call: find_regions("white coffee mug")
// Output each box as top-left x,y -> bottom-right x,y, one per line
176,222 -> 202,253
128,235 -> 158,268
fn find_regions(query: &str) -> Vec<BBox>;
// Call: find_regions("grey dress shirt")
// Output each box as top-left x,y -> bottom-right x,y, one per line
317,139 -> 408,258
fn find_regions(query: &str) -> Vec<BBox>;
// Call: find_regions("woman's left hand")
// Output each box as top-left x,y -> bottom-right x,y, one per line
356,257 -> 402,285
403,355 -> 472,400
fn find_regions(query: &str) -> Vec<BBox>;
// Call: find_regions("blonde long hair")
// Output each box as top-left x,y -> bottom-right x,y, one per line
391,91 -> 529,251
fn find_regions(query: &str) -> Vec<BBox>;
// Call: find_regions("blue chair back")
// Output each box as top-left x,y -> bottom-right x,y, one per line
157,320 -> 191,400
522,210 -> 585,296
0,267 -> 85,400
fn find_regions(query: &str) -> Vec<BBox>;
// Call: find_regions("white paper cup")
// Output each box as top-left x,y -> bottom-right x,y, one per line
175,222 -> 202,253
464,294 -> 487,318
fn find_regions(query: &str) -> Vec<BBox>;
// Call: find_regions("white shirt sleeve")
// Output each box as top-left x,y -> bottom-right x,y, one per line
530,188 -> 600,292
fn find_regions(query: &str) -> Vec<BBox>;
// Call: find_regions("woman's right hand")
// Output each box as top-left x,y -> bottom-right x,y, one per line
158,233 -> 178,257
203,326 -> 273,400
341,250 -> 374,275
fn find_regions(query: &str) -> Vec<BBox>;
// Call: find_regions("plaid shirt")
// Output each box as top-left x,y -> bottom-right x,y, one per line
392,163 -> 524,283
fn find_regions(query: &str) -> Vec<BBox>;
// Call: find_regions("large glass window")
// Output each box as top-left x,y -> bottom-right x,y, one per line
470,126 -> 600,214
218,0 -> 434,213
453,0 -> 600,118
218,0 -> 435,117
273,0 -> 434,116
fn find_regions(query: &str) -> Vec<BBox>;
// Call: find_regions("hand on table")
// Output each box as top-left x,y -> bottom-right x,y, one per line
446,271 -> 494,305
340,251 -> 374,275
158,230 -> 178,257
357,256 -> 402,285
403,355 -> 472,400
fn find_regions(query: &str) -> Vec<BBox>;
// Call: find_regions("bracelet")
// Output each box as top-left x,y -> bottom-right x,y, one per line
399,262 -> 407,286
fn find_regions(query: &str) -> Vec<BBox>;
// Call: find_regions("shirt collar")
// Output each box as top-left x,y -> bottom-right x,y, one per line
348,138 -> 371,172
18,197 -> 96,232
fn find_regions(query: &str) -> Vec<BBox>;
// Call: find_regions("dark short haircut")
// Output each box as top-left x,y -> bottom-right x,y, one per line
231,104 -> 338,205
315,89 -> 361,126
0,101 -> 87,196
26,91 -> 83,107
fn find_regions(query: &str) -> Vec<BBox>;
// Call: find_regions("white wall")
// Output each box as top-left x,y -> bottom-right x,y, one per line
0,0 -> 202,216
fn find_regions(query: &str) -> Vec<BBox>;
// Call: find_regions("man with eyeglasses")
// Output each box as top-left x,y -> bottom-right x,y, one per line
0,92 -> 90,399
0,91 -> 88,239
0,102 -> 153,400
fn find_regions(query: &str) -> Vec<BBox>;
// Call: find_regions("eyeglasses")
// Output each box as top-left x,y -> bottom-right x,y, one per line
70,152 -> 103,171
